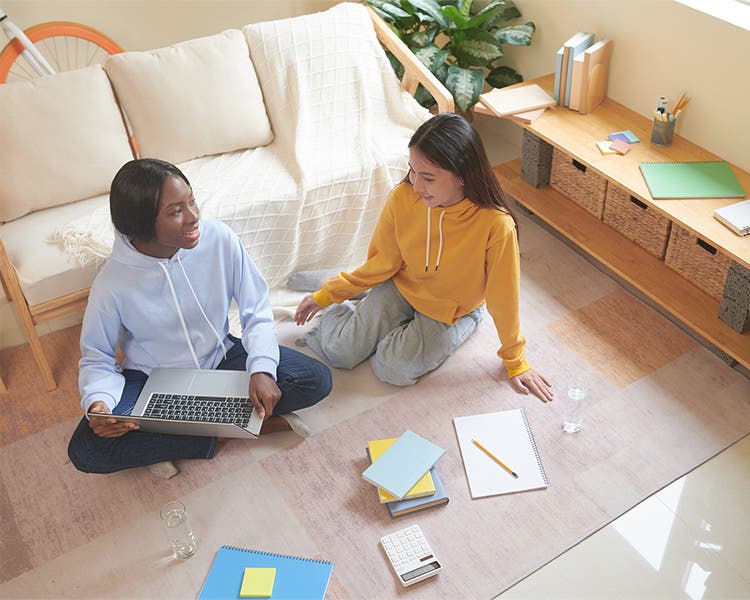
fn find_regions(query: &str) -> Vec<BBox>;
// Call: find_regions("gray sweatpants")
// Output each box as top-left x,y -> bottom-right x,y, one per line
303,279 -> 482,386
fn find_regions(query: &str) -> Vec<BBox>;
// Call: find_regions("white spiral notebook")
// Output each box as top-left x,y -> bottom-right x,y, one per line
713,199 -> 750,236
453,408 -> 548,498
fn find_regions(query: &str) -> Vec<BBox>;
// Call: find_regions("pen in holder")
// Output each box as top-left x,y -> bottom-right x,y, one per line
650,115 -> 675,147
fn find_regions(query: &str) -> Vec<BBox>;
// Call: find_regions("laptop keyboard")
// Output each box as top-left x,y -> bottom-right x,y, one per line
143,393 -> 255,427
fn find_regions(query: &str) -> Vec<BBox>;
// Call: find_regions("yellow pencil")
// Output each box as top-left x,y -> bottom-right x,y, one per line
472,438 -> 519,479
671,92 -> 687,113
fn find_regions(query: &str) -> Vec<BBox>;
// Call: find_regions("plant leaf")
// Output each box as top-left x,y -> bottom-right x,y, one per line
415,84 -> 437,108
492,22 -> 535,45
385,50 -> 406,80
441,5 -> 469,29
412,44 -> 450,74
486,65 -> 523,88
484,0 -> 522,28
445,65 -> 484,111
452,29 -> 503,67
405,26 -> 438,48
458,0 -> 473,18
406,0 -> 451,28
365,0 -> 417,26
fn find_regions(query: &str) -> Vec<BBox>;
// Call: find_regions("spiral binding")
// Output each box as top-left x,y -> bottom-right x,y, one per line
520,409 -> 548,485
221,545 -> 332,565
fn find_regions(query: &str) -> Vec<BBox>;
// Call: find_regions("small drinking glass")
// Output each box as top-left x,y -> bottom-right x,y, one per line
563,386 -> 586,433
160,500 -> 197,559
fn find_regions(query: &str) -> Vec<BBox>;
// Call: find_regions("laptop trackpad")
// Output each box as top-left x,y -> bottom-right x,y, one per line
184,370 -> 250,397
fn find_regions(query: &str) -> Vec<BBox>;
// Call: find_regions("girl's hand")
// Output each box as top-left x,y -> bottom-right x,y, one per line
509,369 -> 553,403
87,400 -> 138,438
294,294 -> 322,325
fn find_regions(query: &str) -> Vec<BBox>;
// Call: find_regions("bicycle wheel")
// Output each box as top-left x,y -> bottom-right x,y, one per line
0,21 -> 123,83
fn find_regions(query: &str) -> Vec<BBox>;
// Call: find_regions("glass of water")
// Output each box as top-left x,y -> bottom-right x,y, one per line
563,386 -> 586,433
160,500 -> 197,559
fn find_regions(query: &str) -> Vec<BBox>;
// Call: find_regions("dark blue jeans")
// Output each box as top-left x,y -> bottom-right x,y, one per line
68,340 -> 332,474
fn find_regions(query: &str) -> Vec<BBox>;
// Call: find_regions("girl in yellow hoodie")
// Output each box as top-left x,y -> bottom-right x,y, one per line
294,113 -> 553,402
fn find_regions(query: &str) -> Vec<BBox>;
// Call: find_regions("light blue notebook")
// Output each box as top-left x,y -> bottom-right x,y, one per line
199,545 -> 333,599
361,429 -> 445,499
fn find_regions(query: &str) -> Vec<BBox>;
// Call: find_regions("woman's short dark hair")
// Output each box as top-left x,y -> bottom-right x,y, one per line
408,113 -> 517,229
109,158 -> 191,241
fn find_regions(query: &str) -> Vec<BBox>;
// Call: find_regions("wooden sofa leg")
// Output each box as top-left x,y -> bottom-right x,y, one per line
0,242 -> 57,391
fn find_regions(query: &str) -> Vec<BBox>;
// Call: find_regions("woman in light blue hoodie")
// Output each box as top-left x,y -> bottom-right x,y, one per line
68,159 -> 332,476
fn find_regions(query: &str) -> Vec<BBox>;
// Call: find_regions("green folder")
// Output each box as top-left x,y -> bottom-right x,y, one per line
639,161 -> 745,199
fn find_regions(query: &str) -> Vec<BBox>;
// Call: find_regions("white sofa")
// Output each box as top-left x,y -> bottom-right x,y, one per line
0,3 -> 453,392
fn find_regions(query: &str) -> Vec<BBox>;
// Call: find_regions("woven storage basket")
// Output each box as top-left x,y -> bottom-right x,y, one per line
665,224 -> 732,300
603,184 -> 672,259
550,147 -> 607,218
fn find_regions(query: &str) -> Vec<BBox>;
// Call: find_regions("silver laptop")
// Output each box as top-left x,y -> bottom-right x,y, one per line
88,368 -> 263,439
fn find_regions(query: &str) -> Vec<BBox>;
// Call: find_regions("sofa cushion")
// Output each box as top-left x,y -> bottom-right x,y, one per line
0,65 -> 133,223
104,29 -> 272,165
1,194 -> 107,306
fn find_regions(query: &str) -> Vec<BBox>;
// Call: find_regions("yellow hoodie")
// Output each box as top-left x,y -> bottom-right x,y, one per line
312,182 -> 530,377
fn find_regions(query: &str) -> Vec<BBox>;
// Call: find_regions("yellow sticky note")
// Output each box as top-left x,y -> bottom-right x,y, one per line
239,567 -> 276,598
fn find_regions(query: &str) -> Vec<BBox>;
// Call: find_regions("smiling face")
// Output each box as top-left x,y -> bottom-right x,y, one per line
133,175 -> 200,259
408,147 -> 464,208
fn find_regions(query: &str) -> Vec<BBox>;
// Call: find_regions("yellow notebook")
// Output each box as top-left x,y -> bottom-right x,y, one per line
367,438 -> 435,503
240,567 -> 276,598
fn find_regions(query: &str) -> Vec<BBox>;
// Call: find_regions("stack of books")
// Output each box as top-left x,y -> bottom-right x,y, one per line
478,83 -> 556,125
362,430 -> 449,518
554,32 -> 613,115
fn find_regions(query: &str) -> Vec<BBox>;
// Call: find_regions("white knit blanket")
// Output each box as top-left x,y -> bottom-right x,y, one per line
52,3 -> 429,289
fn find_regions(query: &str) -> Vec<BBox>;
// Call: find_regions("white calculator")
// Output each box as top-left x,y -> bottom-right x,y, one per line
380,524 -> 443,587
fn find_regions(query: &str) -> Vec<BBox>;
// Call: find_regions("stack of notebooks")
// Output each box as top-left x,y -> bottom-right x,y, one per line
554,31 -> 613,114
477,83 -> 556,125
362,429 -> 449,518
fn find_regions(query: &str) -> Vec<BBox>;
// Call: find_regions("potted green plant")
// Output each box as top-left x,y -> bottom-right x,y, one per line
365,0 -> 535,112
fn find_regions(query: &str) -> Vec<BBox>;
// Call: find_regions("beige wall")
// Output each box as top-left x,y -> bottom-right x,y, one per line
3,1 -> 339,50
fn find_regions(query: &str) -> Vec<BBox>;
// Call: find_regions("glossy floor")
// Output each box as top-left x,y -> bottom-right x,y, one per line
500,434 -> 750,599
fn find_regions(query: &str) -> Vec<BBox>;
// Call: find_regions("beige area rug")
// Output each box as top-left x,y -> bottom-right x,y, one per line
2,212 -> 750,599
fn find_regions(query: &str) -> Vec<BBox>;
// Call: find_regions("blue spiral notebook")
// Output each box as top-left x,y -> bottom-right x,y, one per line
199,545 -> 333,600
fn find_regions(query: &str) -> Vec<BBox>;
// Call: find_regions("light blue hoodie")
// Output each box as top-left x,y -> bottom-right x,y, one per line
79,219 -> 278,412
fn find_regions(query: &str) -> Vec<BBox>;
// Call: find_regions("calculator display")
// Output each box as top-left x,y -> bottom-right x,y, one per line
401,561 -> 441,582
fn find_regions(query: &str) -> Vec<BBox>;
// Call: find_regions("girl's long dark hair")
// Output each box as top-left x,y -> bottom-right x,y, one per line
407,113 -> 518,233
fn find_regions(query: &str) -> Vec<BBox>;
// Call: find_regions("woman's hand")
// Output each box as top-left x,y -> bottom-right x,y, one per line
87,400 -> 138,438
249,372 -> 282,419
294,294 -> 322,325
509,369 -> 554,403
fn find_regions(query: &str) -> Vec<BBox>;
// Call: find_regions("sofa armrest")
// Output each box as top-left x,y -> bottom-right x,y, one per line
366,6 -> 454,114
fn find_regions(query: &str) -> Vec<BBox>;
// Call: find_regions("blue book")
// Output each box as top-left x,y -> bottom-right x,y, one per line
199,545 -> 333,600
563,32 -> 595,106
386,466 -> 449,518
361,430 -> 445,500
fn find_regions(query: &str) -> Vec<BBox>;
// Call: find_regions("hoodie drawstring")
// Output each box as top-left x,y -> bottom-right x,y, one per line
159,262 -> 201,369
425,206 -> 431,272
435,210 -> 446,271
425,207 -> 446,272
177,255 -> 228,360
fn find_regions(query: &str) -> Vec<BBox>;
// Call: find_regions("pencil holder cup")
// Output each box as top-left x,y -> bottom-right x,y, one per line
650,117 -> 675,147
